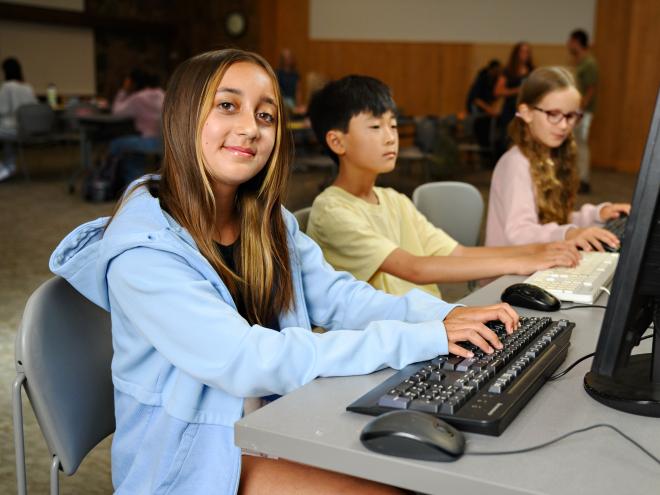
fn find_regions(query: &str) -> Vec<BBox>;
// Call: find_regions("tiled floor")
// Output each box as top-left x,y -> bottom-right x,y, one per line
0,145 -> 637,493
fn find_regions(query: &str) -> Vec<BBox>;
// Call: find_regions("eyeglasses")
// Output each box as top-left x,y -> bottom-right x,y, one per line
533,107 -> 583,125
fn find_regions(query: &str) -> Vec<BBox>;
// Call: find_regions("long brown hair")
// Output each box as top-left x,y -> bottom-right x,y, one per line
110,49 -> 295,326
505,42 -> 534,78
509,66 -> 579,225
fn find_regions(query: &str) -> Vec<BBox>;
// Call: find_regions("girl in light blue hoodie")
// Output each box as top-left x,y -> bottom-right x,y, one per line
50,49 -> 518,494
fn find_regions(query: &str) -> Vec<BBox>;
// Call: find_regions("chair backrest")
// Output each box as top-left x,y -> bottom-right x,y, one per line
16,103 -> 56,137
62,101 -> 99,132
412,181 -> 484,247
294,206 -> 312,232
15,277 -> 114,476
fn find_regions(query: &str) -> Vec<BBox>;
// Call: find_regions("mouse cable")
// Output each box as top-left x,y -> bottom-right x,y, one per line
466,423 -> 660,466
547,334 -> 653,381
560,304 -> 607,310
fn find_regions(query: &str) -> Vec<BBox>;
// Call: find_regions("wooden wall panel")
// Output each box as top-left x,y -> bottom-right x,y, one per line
260,0 -> 572,117
619,0 -> 660,172
590,0 -> 632,171
260,0 -> 660,173
591,0 -> 660,172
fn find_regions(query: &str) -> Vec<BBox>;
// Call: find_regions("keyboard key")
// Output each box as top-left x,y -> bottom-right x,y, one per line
410,398 -> 444,413
440,398 -> 461,415
378,393 -> 411,409
488,381 -> 505,394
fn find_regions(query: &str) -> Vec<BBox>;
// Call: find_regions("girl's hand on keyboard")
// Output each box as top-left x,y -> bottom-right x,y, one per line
443,317 -> 504,357
565,226 -> 619,251
599,203 -> 630,221
445,304 -> 519,357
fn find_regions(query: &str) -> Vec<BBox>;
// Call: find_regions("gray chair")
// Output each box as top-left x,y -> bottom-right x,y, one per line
412,181 -> 484,247
15,103 -> 58,179
294,206 -> 312,232
12,277 -> 114,495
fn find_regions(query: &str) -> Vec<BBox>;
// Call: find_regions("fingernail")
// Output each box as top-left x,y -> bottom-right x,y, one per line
467,351 -> 474,358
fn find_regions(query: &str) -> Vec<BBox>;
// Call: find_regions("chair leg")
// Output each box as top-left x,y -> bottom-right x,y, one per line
18,144 -> 30,181
12,373 -> 28,495
50,455 -> 60,495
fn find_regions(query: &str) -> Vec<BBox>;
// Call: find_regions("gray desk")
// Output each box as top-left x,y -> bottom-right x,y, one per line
235,275 -> 660,494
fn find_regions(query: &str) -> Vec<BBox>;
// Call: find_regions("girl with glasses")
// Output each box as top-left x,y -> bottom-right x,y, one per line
485,66 -> 629,251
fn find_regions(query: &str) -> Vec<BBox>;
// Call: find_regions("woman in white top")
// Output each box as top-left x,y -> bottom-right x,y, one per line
0,57 -> 37,181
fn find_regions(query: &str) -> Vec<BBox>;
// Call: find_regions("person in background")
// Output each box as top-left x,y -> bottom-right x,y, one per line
50,48 -> 518,494
0,57 -> 37,181
494,42 -> 534,158
567,29 -> 599,194
109,68 -> 165,186
466,59 -> 501,165
306,75 -> 580,301
466,59 -> 501,117
275,48 -> 301,113
486,67 -> 629,251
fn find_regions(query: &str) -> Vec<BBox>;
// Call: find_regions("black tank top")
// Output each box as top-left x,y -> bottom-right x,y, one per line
214,241 -> 280,332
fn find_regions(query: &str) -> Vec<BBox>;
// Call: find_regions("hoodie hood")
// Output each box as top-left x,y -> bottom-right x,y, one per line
49,179 -> 196,311
49,215 -> 111,309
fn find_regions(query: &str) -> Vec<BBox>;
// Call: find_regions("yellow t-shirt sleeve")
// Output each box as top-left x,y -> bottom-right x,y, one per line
404,196 -> 459,256
308,203 -> 399,282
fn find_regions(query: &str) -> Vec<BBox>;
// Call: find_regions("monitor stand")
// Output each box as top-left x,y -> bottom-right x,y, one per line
584,353 -> 660,417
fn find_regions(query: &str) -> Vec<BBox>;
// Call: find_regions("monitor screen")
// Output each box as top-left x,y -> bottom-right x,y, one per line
584,88 -> 660,417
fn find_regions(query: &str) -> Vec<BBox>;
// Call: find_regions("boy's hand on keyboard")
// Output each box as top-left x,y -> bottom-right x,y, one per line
538,241 -> 581,264
565,226 -> 620,252
516,247 -> 580,274
599,203 -> 631,222
445,304 -> 519,357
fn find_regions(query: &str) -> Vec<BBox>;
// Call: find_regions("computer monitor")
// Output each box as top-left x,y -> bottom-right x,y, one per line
584,87 -> 660,417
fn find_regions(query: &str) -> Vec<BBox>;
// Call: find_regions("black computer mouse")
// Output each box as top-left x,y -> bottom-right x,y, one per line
501,282 -> 560,312
360,410 -> 465,462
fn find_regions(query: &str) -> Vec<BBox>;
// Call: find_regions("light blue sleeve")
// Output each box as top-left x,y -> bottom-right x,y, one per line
107,247 -> 451,398
288,211 -> 460,330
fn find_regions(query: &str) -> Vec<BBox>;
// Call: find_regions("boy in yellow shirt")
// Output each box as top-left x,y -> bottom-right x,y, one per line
306,75 -> 579,298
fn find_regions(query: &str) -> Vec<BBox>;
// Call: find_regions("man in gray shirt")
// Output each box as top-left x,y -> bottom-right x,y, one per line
567,29 -> 599,194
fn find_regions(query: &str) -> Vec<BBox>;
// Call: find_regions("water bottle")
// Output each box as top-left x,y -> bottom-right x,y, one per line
46,83 -> 58,108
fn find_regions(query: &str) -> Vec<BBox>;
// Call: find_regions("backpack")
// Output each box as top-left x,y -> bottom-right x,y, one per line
82,154 -> 123,202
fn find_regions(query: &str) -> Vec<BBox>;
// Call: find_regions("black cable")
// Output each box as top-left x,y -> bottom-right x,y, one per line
547,352 -> 594,380
467,423 -> 660,466
560,304 -> 607,310
547,334 -> 653,381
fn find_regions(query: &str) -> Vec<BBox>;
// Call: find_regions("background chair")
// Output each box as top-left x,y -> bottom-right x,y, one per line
293,206 -> 312,232
412,181 -> 484,247
12,277 -> 114,495
402,115 -> 461,181
457,113 -> 498,169
14,103 -> 59,179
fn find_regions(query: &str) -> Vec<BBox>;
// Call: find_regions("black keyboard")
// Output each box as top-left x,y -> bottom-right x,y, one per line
347,316 -> 575,436
603,214 -> 627,252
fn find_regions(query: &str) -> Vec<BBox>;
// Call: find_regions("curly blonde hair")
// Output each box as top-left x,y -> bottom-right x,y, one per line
509,66 -> 579,225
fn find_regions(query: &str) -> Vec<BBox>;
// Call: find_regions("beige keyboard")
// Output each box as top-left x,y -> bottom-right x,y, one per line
524,252 -> 619,304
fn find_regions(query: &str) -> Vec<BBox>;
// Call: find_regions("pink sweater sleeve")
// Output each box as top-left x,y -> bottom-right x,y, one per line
570,202 -> 610,226
486,147 -> 575,246
112,90 -> 135,117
